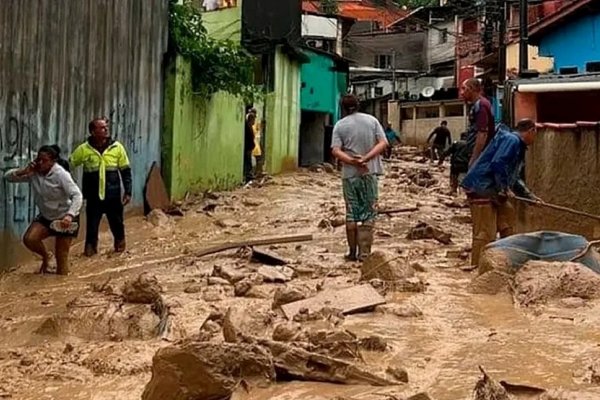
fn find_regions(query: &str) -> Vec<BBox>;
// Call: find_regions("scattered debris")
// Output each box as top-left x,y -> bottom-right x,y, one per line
146,209 -> 170,227
407,222 -> 452,245
409,170 -> 438,188
376,303 -> 423,318
212,265 -> 246,284
272,286 -> 309,310
385,366 -> 409,383
281,284 -> 386,320
473,367 -> 512,400
251,248 -> 289,266
121,273 -> 163,304
194,234 -> 313,259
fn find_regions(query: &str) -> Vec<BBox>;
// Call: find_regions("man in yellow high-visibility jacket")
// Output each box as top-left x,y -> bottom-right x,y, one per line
70,118 -> 132,256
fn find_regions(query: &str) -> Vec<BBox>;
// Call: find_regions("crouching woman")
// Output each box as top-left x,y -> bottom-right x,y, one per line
4,145 -> 82,275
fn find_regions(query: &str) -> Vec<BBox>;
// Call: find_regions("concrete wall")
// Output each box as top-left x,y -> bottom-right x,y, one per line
264,48 -> 301,174
517,126 -> 600,239
428,20 -> 457,67
162,5 -> 245,200
345,31 -> 427,71
538,11 -> 600,73
395,101 -> 467,146
506,42 -> 554,76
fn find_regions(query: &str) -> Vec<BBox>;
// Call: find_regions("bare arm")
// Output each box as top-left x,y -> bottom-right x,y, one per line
4,163 -> 35,182
469,131 -> 488,166
363,137 -> 389,163
332,147 -> 361,166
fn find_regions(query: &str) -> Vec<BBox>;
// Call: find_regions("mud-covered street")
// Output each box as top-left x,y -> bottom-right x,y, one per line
2,151 -> 600,400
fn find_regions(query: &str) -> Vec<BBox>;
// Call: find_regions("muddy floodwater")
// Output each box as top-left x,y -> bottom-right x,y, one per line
1,152 -> 600,400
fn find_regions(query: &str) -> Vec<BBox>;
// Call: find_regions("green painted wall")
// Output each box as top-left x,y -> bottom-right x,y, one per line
300,50 -> 347,121
162,6 -> 245,200
265,48 -> 302,174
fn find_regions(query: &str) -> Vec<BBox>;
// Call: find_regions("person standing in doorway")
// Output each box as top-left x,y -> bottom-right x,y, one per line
461,119 -> 542,268
427,121 -> 452,161
461,78 -> 495,167
244,112 -> 256,183
4,145 -> 82,274
70,118 -> 132,257
331,95 -> 388,262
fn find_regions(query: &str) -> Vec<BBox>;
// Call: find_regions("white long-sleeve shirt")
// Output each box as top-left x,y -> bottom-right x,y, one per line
4,163 -> 83,220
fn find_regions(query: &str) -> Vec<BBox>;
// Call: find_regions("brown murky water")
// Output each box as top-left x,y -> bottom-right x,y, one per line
1,153 -> 600,400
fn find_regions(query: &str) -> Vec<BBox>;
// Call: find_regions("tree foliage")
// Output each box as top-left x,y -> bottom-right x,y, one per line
169,1 -> 260,102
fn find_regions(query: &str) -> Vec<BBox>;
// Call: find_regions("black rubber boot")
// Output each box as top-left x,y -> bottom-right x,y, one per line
345,222 -> 358,261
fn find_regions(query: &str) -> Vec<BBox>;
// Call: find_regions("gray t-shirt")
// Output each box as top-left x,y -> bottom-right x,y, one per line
4,163 -> 83,220
331,112 -> 387,179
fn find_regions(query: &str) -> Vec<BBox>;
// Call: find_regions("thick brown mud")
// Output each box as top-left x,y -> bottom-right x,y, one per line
1,151 -> 600,399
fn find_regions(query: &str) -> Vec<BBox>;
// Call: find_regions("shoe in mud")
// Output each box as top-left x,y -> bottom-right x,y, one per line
84,244 -> 97,257
115,240 -> 126,253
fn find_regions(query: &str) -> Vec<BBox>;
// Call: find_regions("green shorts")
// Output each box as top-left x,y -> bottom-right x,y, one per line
342,175 -> 379,223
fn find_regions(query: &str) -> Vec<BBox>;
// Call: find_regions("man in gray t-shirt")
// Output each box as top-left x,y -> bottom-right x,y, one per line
331,95 -> 388,261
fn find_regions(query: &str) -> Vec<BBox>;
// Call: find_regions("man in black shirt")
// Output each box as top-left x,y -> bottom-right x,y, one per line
427,121 -> 452,161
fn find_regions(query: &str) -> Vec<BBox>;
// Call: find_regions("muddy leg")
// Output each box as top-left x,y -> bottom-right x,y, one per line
470,201 -> 497,270
345,222 -> 358,261
23,222 -> 51,273
55,237 -> 73,275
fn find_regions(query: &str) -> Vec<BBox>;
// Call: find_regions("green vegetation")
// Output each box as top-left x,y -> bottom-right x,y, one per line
169,1 -> 260,102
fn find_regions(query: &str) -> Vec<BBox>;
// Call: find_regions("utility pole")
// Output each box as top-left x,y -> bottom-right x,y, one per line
391,49 -> 397,100
519,0 -> 529,74
498,0 -> 507,83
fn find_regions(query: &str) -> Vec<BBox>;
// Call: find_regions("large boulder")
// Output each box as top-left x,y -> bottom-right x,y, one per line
361,251 -> 415,282
142,342 -> 275,400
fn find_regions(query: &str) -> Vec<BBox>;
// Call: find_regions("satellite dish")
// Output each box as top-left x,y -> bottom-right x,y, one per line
421,86 -> 436,98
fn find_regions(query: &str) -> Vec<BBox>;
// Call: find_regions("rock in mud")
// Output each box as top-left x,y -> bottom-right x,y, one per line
146,209 -> 170,227
322,162 -> 335,173
208,277 -> 231,286
245,285 -> 274,299
121,273 -> 162,304
141,341 -> 275,400
260,339 -> 397,386
513,261 -> 600,307
212,265 -> 247,284
272,286 -> 308,310
473,368 -> 512,400
36,292 -> 161,341
559,297 -> 587,308
183,284 -> 204,294
376,303 -> 423,318
234,279 -> 254,297
272,321 -> 304,342
478,249 -> 512,276
222,306 -> 273,343
385,366 -> 409,383
470,270 -> 511,295
358,335 -> 388,352
361,251 -> 415,282
257,266 -> 290,283
409,170 -> 438,188
407,222 -> 452,245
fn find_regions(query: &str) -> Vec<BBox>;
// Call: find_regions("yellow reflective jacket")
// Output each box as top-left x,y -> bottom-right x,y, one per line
70,138 -> 131,201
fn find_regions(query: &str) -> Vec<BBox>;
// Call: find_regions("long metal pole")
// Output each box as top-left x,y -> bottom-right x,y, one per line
519,0 -> 529,74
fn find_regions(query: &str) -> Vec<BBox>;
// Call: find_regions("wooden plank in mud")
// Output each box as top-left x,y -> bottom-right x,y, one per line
281,284 -> 386,320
